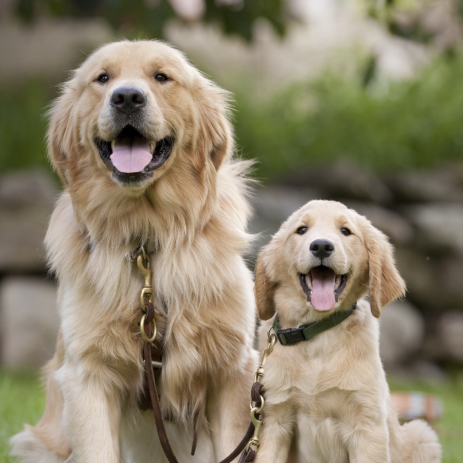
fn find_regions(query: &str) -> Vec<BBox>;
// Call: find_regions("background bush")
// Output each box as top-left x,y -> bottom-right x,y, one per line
2,55 -> 463,179
232,55 -> 463,181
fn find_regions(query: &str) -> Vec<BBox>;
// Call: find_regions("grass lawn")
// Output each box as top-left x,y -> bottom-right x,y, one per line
1,369 -> 462,462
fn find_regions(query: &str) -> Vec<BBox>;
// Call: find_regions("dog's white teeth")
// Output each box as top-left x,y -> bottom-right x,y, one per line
306,274 -> 312,290
149,142 -> 156,152
335,275 -> 341,288
111,140 -> 115,150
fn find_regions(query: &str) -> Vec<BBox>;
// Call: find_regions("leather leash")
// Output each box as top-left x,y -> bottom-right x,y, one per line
143,304 -> 179,463
136,249 -> 179,463
135,247 -> 270,463
218,381 -> 264,463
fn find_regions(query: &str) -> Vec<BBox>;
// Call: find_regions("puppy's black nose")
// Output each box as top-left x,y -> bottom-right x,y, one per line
111,87 -> 147,114
310,239 -> 335,259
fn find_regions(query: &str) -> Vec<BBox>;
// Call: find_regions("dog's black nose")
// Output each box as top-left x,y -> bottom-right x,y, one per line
310,239 -> 335,259
111,87 -> 147,114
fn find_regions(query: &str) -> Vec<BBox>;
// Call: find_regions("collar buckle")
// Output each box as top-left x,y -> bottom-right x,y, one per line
278,327 -> 305,345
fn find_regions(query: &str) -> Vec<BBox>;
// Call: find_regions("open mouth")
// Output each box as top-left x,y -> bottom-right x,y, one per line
95,125 -> 174,184
299,266 -> 348,312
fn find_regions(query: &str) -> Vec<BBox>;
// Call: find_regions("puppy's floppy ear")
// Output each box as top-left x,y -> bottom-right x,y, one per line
254,250 -> 277,321
47,81 -> 77,185
194,78 -> 233,171
361,218 -> 406,318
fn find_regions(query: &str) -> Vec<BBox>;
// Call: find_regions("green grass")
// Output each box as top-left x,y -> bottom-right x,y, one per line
0,370 -> 45,463
389,377 -> 463,463
1,369 -> 462,462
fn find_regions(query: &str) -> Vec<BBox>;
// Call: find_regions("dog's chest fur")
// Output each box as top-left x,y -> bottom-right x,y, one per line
47,191 -> 256,420
261,302 -> 388,460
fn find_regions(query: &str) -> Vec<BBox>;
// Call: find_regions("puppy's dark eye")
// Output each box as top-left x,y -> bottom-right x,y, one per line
155,73 -> 168,82
96,73 -> 109,84
341,227 -> 351,236
296,226 -> 308,235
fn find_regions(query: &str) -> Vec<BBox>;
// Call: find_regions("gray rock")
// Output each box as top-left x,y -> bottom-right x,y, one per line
438,312 -> 463,363
404,203 -> 463,256
386,166 -> 463,203
280,161 -> 393,204
345,201 -> 415,245
380,300 -> 425,367
248,186 -> 319,260
0,169 -> 59,272
0,276 -> 59,367
252,186 -> 319,225
387,361 -> 448,384
395,247 -> 463,310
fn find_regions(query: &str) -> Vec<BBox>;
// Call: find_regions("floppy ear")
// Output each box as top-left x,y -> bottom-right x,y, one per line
254,251 -> 277,321
47,81 -> 77,185
194,79 -> 233,171
362,219 -> 406,318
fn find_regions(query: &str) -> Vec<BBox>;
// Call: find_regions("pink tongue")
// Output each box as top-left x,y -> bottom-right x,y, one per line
110,138 -> 152,173
310,267 -> 336,312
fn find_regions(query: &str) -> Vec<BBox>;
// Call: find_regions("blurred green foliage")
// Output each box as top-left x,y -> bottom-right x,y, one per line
0,79 -> 50,173
16,0 -> 286,42
232,55 -> 463,181
2,55 -> 463,178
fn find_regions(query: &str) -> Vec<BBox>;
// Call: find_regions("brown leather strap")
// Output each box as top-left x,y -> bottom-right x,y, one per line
219,423 -> 255,463
142,302 -> 179,463
238,448 -> 256,463
218,382 -> 263,463
141,300 -> 261,463
144,342 -> 179,463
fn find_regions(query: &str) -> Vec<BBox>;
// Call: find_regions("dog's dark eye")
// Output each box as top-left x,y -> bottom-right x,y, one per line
296,226 -> 308,235
96,73 -> 109,84
341,227 -> 352,236
155,73 -> 168,82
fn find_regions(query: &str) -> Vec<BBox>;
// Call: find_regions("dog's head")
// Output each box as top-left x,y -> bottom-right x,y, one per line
255,200 -> 406,322
48,40 -> 231,190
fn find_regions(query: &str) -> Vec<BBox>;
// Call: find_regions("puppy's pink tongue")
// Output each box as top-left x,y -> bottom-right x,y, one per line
110,138 -> 152,173
310,267 -> 336,311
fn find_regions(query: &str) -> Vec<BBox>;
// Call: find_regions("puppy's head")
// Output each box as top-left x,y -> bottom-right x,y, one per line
48,40 -> 231,191
255,200 -> 406,322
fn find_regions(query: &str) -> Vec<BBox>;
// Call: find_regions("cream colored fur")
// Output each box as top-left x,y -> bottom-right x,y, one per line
10,40 -> 257,463
254,200 -> 441,463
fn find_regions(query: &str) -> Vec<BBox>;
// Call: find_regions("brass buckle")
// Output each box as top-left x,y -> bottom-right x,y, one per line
136,247 -> 157,344
140,313 -> 157,343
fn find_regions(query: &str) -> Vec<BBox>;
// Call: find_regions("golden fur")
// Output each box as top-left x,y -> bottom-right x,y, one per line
10,40 -> 258,463
254,200 -> 441,463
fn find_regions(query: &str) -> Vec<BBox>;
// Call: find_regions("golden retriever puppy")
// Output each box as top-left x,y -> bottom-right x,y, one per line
254,200 -> 441,463
10,40 -> 258,463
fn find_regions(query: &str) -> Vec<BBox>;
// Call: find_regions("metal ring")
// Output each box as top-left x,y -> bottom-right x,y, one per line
140,314 -> 157,343
245,437 -> 260,452
249,394 -> 265,414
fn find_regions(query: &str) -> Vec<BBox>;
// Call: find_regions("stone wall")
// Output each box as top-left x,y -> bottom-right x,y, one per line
1,164 -> 462,379
249,161 -> 463,381
0,170 -> 59,367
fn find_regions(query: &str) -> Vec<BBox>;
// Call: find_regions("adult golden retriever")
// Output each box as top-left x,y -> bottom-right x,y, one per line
11,40 -> 258,463
254,200 -> 441,463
